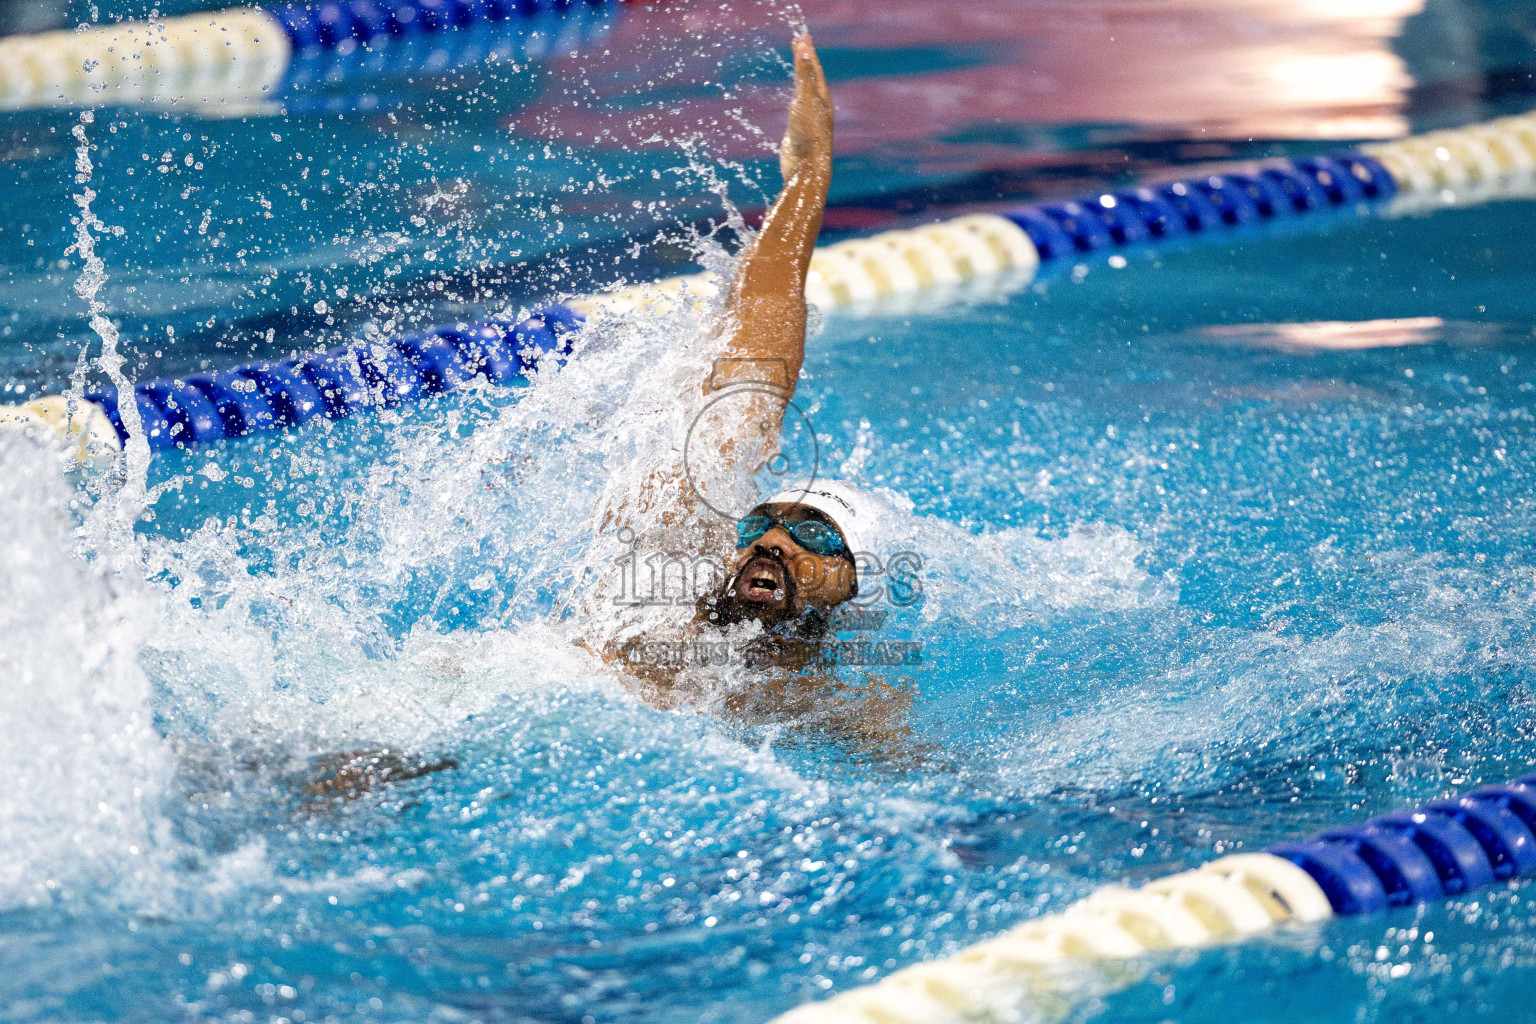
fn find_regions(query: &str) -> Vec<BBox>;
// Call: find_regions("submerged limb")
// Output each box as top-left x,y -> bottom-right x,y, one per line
299,748 -> 460,805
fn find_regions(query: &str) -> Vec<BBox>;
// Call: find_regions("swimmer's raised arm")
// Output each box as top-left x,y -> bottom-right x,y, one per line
709,33 -> 833,401
591,34 -> 832,536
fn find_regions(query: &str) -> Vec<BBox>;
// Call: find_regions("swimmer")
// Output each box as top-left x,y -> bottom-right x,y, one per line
696,31 -> 851,637
580,34 -> 918,748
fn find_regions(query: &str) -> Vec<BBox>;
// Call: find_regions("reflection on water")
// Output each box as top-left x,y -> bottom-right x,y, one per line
1200,316 -> 1446,352
817,0 -> 1425,144
516,0 -> 1427,181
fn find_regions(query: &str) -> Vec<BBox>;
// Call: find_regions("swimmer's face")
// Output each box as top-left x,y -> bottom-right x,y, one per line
708,502 -> 856,627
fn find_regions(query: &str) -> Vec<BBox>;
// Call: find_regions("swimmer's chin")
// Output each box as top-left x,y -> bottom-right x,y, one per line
697,553 -> 797,628
696,587 -> 832,638
698,592 -> 798,630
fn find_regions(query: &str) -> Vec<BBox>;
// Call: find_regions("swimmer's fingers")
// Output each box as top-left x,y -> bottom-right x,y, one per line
783,34 -> 833,169
779,33 -> 833,182
792,34 -> 819,84
792,33 -> 832,109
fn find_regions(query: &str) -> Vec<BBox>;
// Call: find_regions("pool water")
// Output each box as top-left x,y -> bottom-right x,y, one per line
5,1 -> 1536,1022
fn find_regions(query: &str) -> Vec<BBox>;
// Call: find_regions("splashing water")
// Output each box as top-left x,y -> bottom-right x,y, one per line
10,3 -> 1536,1019
0,436 -> 171,913
66,110 -> 153,549
0,111 -> 185,919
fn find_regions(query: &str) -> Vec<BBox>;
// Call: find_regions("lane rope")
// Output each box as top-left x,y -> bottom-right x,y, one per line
767,775 -> 1536,1024
77,306 -> 585,453
0,8 -> 291,113
0,0 -> 628,112
5,104 -> 1536,459
567,152 -> 1396,326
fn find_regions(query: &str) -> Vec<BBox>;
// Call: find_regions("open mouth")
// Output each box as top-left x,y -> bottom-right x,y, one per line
737,556 -> 788,604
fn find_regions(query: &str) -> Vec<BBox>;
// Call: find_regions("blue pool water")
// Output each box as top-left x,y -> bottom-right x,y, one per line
5,1 -> 1536,1022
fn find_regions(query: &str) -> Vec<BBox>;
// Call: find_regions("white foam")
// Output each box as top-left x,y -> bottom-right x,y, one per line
995,549 -> 1536,799
0,434 -> 173,911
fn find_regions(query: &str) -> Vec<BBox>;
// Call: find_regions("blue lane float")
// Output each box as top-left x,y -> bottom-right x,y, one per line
767,773 -> 1536,1024
269,0 -> 611,51
270,0 -> 624,90
999,152 -> 1398,262
1269,776 -> 1536,916
85,305 -> 583,450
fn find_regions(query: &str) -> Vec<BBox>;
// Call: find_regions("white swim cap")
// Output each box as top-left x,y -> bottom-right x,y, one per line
763,479 -> 878,564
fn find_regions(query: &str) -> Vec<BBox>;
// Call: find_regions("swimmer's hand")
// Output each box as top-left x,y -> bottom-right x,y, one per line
779,33 -> 833,184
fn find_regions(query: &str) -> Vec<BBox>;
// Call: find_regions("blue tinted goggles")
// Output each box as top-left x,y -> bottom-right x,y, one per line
736,514 -> 846,557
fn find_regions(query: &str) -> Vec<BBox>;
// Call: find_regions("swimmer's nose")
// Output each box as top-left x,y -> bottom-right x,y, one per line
750,526 -> 803,561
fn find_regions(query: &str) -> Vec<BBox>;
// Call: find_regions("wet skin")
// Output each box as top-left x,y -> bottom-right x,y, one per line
588,36 -> 928,758
708,501 -> 857,628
